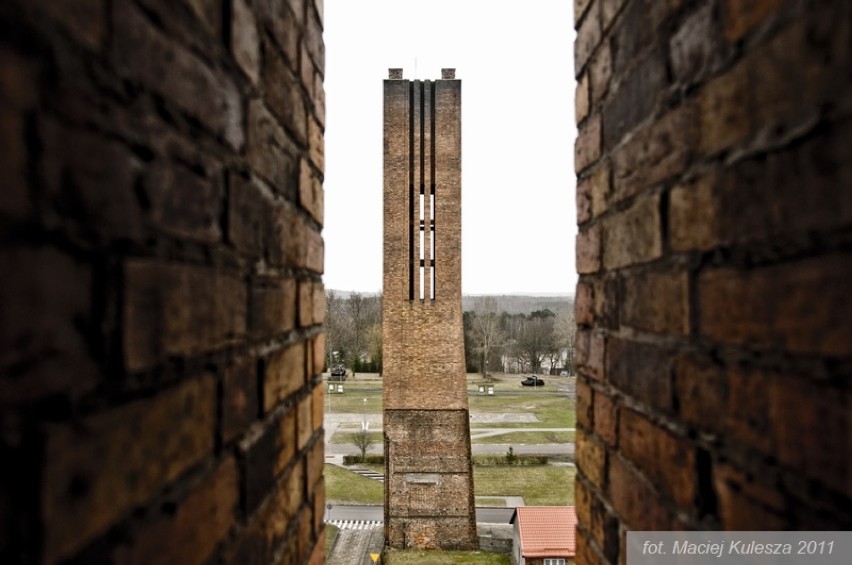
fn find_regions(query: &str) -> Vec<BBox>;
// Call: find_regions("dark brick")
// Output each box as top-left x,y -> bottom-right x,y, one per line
247,99 -> 299,195
602,193 -> 662,269
232,0 -> 261,85
621,269 -> 689,335
602,50 -> 667,149
609,455 -> 672,530
575,5 -> 601,74
264,46 -> 307,145
42,377 -> 215,563
111,458 -> 237,565
575,113 -> 601,172
250,278 -> 297,339
33,0 -> 107,50
228,173 -> 271,258
222,357 -> 259,444
608,338 -> 672,411
39,118 -> 144,241
123,261 -> 247,371
670,3 -> 720,86
722,0 -> 782,43
143,160 -> 222,243
113,0 -> 243,149
673,353 -> 725,433
576,223 -> 601,274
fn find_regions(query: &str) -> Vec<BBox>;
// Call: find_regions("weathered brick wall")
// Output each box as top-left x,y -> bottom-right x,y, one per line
573,0 -> 851,563
382,72 -> 477,550
0,1 -> 325,564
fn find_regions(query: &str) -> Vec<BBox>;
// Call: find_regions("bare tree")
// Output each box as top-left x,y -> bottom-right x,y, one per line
517,311 -> 555,374
325,290 -> 347,370
554,304 -> 577,374
345,292 -> 381,372
469,297 -> 505,375
349,430 -> 379,462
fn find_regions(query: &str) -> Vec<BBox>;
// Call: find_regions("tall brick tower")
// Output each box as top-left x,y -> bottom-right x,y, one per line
382,68 -> 477,550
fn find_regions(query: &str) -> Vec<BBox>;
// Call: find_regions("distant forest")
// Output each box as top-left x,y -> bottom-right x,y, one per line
325,291 -> 576,375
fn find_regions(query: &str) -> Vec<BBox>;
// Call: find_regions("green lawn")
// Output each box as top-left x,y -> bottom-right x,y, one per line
473,465 -> 575,506
326,464 -> 575,507
384,548 -> 512,564
325,464 -> 384,504
468,393 -> 575,428
324,524 -> 339,556
329,430 -> 384,444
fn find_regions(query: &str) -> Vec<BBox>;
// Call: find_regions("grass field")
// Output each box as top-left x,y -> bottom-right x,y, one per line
326,463 -> 575,506
471,430 -> 575,444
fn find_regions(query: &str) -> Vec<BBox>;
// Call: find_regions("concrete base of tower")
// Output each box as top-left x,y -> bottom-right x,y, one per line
383,409 -> 478,550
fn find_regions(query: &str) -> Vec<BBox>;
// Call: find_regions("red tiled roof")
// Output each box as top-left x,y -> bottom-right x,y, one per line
513,506 -> 577,558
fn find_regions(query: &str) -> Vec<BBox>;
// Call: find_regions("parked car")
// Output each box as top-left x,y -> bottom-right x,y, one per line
521,376 -> 545,387
329,365 -> 347,381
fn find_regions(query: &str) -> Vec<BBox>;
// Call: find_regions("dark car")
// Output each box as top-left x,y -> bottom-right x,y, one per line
329,365 -> 347,381
521,376 -> 545,387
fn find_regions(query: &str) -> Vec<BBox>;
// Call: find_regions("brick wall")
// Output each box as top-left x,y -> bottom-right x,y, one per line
573,0 -> 852,562
382,73 -> 478,550
0,1 -> 325,563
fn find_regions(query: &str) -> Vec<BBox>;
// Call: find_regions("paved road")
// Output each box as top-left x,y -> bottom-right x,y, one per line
326,525 -> 382,565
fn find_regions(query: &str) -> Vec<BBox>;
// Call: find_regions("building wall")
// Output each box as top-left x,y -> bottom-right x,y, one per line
382,71 -> 477,549
573,0 -> 852,563
0,1 -> 326,564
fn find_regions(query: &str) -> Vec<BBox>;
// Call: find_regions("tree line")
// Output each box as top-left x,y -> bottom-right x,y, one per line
324,292 -> 576,376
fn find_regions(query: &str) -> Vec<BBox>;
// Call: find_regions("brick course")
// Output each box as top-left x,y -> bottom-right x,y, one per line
575,0 -> 852,559
0,1 -> 325,563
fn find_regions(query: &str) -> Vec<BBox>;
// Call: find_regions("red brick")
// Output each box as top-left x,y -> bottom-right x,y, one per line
619,409 -> 696,508
306,433 -> 324,490
299,158 -> 324,224
576,72 -> 590,124
575,281 -> 595,326
621,269 -> 689,335
575,527 -> 606,565
113,0 -> 242,149
250,278 -> 297,339
609,455 -> 671,530
0,248 -> 95,401
247,99 -> 298,193
232,0 -> 260,84
112,458 -> 237,565
575,4 -> 602,73
593,391 -> 617,446
714,462 -> 786,530
669,173 -> 718,251
576,378 -> 593,429
263,342 -> 306,413
673,353 -> 725,433
34,0 -> 106,50
264,45 -> 307,146
297,391 -> 314,450
311,381 -> 324,433
42,376 -> 215,563
723,0 -> 782,43
575,113 -> 601,173
576,329 -> 605,382
222,357 -> 259,444
612,104 -> 695,203
698,255 -> 852,357
576,428 -> 607,491
311,333 -> 325,377
771,376 -> 849,494
276,407 -> 298,477
271,203 -> 325,273
576,223 -> 601,274
589,42 -> 612,104
608,338 -> 672,411
575,476 -> 593,531
602,193 -> 662,270
123,260 -> 247,371
299,281 -> 324,327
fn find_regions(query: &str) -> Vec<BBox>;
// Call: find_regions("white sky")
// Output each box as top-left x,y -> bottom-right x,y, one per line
323,1 -> 577,295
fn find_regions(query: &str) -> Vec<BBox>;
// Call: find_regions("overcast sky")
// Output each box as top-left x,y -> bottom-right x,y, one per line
323,1 -> 577,295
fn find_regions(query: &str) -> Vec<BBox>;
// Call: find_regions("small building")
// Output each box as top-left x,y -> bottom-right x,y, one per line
511,506 -> 577,565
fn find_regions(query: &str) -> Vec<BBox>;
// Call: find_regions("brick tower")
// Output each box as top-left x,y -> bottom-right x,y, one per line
382,68 -> 477,550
